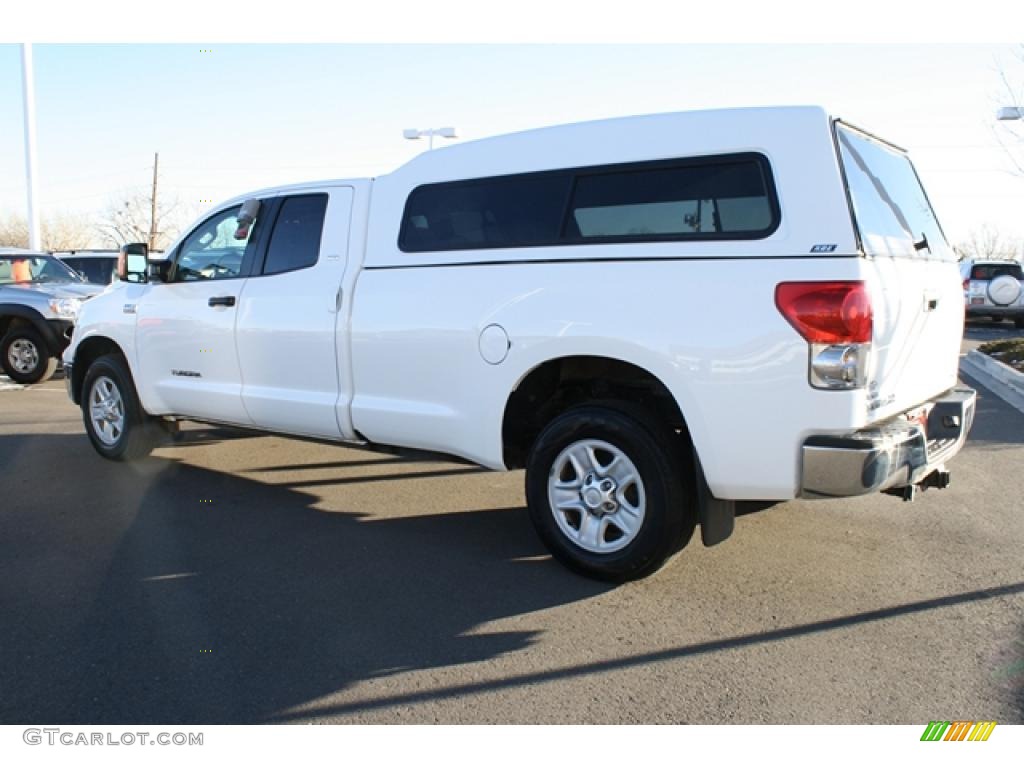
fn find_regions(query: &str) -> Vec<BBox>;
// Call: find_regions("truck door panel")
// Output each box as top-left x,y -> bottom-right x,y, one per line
235,187 -> 354,438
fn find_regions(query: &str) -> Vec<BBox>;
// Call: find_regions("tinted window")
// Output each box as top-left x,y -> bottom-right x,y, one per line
398,155 -> 778,252
263,194 -> 328,275
174,205 -> 256,282
62,257 -> 115,284
836,124 -> 951,260
401,176 -> 571,252
971,264 -> 1023,280
568,160 -> 774,238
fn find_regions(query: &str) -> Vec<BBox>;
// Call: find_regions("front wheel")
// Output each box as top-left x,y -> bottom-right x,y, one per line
1,327 -> 57,384
525,404 -> 696,581
81,353 -> 158,461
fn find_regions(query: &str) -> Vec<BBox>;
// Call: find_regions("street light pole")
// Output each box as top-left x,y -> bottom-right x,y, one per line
20,44 -> 41,251
149,152 -> 159,251
996,106 -> 1024,263
403,126 -> 458,151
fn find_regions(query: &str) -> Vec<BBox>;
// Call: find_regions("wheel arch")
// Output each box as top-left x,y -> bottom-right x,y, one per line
0,303 -> 62,354
70,335 -> 127,405
500,352 -> 733,548
501,354 -> 693,469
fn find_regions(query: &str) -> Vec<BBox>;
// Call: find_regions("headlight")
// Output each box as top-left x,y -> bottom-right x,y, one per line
48,297 -> 83,319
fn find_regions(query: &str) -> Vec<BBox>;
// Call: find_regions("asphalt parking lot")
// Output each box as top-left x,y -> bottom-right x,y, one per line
1,323 -> 1022,725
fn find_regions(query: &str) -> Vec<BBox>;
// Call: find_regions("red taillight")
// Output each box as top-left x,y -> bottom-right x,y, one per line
962,278 -> 969,291
775,281 -> 873,344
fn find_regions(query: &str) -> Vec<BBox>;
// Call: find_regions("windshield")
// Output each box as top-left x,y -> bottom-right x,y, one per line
835,123 -> 953,261
0,254 -> 85,285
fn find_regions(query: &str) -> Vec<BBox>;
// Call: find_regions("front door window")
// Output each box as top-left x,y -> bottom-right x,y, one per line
173,206 -> 255,281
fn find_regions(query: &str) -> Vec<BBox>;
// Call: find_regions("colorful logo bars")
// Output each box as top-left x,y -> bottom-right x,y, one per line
920,721 -> 996,742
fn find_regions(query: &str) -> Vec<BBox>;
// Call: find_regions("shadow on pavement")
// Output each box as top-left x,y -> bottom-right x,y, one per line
0,432 -> 606,724
274,580 -> 1024,723
3,425 -> 1021,724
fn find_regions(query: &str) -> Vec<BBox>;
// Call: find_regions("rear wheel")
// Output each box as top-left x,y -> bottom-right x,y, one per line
81,353 -> 158,461
1,327 -> 57,384
525,403 -> 696,581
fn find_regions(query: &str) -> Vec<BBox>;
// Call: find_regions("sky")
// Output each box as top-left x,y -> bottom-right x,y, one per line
1,43 -> 1023,249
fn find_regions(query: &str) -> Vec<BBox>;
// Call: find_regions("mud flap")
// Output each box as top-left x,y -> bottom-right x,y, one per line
694,452 -> 735,547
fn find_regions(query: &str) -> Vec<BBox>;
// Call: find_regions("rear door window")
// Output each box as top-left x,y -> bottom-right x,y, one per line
836,123 -> 952,260
262,194 -> 328,275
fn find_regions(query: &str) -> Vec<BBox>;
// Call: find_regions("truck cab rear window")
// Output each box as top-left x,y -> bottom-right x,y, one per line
399,154 -> 778,252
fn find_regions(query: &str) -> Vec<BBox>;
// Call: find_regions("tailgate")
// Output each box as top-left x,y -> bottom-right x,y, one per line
835,122 -> 963,422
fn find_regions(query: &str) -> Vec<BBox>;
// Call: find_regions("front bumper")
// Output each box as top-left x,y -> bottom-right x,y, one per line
800,387 -> 976,499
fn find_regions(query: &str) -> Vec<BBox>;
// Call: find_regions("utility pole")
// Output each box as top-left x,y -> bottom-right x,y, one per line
148,152 -> 159,251
20,44 -> 41,251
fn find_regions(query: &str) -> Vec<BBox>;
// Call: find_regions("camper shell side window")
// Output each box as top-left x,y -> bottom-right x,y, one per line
399,153 -> 780,253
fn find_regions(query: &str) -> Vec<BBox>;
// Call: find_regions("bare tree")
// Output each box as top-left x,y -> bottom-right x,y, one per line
0,211 -> 95,250
956,223 -> 1024,262
0,213 -> 27,248
97,188 -> 187,251
995,44 -> 1024,175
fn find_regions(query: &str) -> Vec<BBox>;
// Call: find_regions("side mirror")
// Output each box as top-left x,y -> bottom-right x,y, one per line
117,243 -> 148,283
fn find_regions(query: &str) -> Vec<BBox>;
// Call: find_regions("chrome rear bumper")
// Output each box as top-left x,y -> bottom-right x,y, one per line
800,387 -> 976,499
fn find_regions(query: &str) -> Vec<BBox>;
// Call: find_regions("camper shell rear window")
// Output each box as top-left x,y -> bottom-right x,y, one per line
835,122 -> 952,261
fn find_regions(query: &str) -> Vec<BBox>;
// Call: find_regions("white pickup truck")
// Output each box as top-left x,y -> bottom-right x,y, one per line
65,106 -> 975,580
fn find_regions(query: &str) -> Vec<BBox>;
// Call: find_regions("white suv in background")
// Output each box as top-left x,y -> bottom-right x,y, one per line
961,259 -> 1024,328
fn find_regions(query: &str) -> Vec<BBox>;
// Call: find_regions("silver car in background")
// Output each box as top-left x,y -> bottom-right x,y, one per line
0,248 -> 106,384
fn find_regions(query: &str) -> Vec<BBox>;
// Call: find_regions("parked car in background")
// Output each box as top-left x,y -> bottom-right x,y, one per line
0,248 -> 106,384
53,251 -> 120,285
961,259 -> 1024,327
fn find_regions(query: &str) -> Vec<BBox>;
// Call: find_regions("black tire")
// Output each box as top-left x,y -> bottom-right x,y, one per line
1015,317 -> 1024,329
0,327 -> 58,384
80,353 -> 158,461
525,403 -> 696,582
